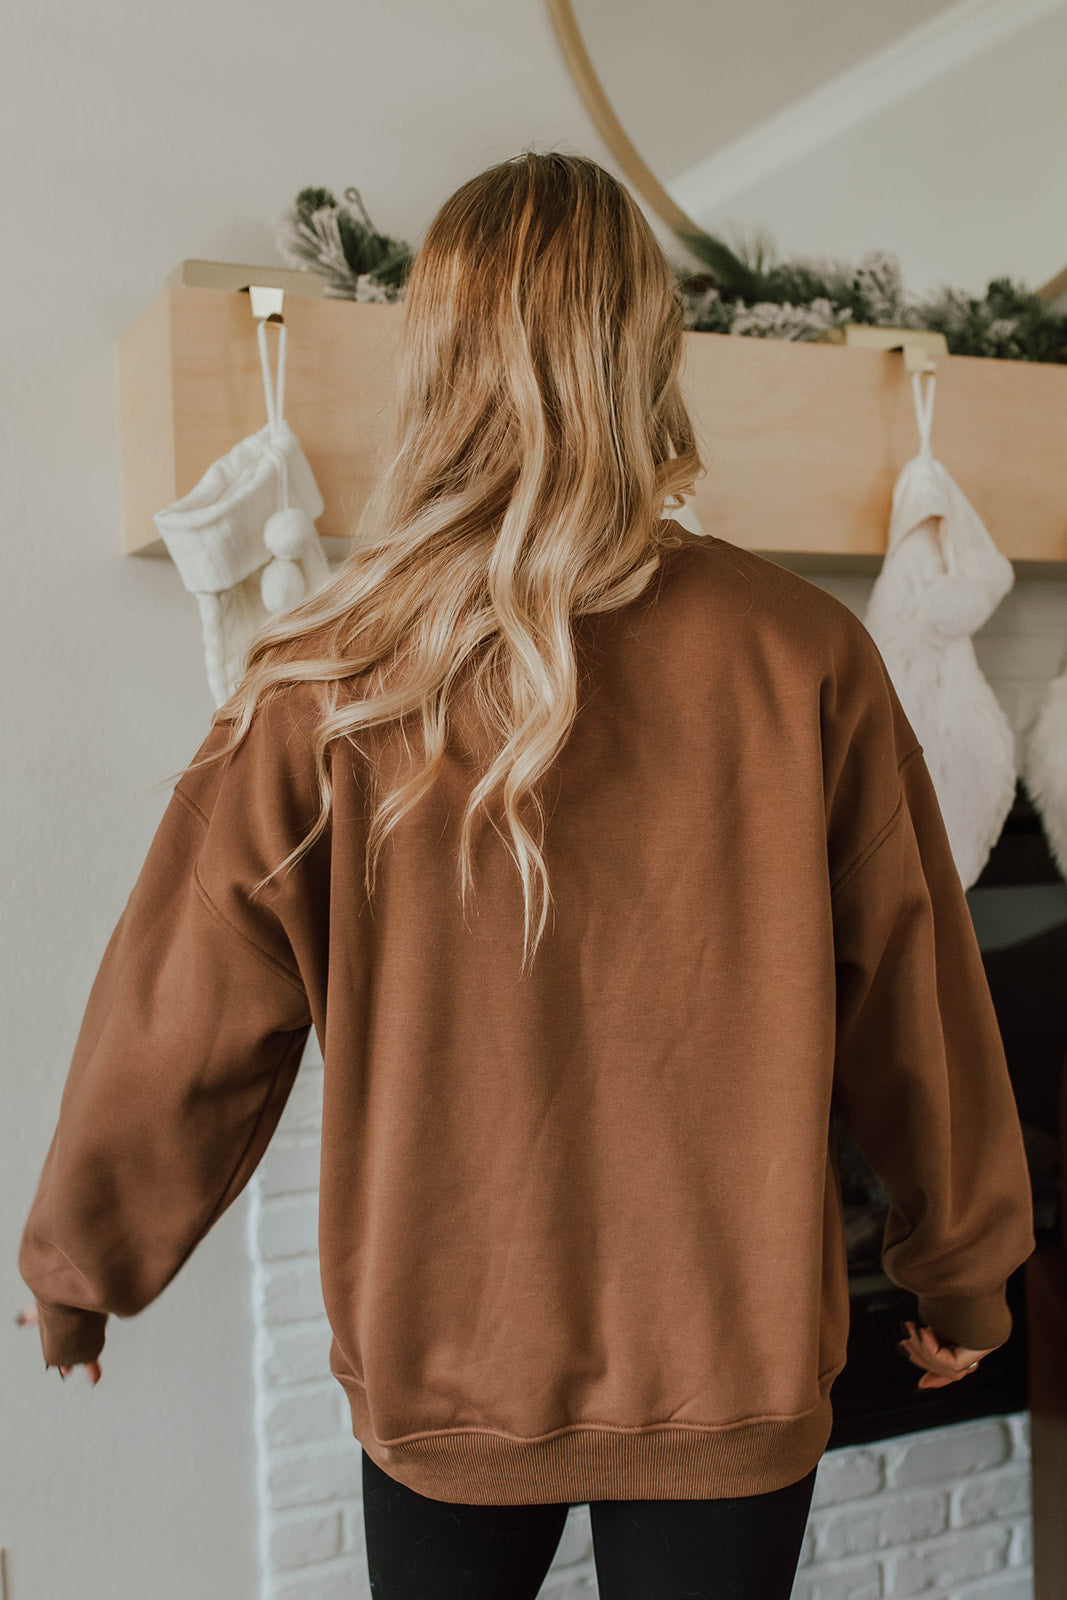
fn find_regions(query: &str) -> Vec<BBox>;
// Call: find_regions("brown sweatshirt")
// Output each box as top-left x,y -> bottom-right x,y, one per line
18,525 -> 1035,1504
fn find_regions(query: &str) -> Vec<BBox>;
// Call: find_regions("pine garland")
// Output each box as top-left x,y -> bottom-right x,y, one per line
274,187 -> 413,302
274,186 -> 1067,363
675,227 -> 1067,363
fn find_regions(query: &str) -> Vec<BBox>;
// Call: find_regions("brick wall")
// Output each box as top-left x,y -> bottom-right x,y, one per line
246,568 -> 1067,1598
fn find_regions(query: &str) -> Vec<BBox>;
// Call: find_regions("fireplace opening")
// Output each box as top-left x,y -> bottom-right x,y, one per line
828,779 -> 1066,1448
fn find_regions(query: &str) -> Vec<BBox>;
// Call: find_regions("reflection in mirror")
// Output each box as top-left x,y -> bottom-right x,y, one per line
564,0 -> 1067,298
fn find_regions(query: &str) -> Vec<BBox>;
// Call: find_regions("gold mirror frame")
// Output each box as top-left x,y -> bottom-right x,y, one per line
545,0 -> 701,242
545,0 -> 1066,302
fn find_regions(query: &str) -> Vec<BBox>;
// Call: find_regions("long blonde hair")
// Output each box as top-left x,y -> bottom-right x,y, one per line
170,151 -> 703,968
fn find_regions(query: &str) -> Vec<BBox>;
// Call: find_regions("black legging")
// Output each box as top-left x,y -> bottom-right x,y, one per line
362,1449 -> 817,1599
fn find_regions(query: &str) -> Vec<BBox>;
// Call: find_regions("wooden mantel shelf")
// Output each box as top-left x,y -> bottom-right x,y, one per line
118,278 -> 1067,568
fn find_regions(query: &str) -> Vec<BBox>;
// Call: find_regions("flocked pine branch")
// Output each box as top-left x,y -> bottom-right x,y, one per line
274,186 -> 414,302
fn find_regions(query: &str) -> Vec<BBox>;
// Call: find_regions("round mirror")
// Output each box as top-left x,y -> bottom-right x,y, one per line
548,0 -> 1067,302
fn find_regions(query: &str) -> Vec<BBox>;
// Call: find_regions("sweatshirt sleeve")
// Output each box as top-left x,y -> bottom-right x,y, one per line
829,741 -> 1035,1352
18,693 -> 324,1371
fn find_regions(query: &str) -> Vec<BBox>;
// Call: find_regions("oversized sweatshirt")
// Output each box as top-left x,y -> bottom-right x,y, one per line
18,524 -> 1036,1505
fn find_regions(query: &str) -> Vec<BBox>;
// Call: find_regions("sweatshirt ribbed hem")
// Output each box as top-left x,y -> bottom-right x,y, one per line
336,1370 -> 839,1505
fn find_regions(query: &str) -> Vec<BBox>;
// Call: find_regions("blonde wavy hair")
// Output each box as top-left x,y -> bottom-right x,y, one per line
170,150 -> 703,968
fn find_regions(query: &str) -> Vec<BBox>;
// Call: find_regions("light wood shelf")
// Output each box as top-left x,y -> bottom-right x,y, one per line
118,276 -> 1067,568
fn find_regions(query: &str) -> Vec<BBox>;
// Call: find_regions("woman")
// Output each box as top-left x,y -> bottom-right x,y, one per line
18,152 -> 1034,1599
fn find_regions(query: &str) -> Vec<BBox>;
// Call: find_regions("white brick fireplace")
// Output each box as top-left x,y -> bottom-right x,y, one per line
246,563 -> 1067,1600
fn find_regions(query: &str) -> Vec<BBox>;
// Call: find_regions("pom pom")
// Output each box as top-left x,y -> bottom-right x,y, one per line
264,507 -> 315,561
261,557 -> 306,614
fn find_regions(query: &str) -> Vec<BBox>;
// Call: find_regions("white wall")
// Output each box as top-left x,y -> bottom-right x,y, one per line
0,4 -> 603,1596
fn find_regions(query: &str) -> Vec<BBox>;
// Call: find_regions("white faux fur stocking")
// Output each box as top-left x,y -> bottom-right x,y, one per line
863,371 -> 1016,888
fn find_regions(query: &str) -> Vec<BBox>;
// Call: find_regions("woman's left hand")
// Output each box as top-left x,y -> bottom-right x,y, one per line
897,1318 -> 993,1390
15,1300 -> 102,1384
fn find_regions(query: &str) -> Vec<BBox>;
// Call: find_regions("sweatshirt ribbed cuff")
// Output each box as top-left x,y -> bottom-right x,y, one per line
34,1301 -> 108,1369
916,1288 -> 1013,1352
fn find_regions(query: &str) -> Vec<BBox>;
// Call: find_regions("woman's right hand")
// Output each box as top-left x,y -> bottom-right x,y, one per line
897,1319 -> 997,1389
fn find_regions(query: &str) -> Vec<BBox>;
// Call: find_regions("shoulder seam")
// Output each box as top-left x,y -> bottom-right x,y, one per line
191,863 -> 309,997
173,783 -> 210,829
829,745 -> 923,899
174,785 -> 308,998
